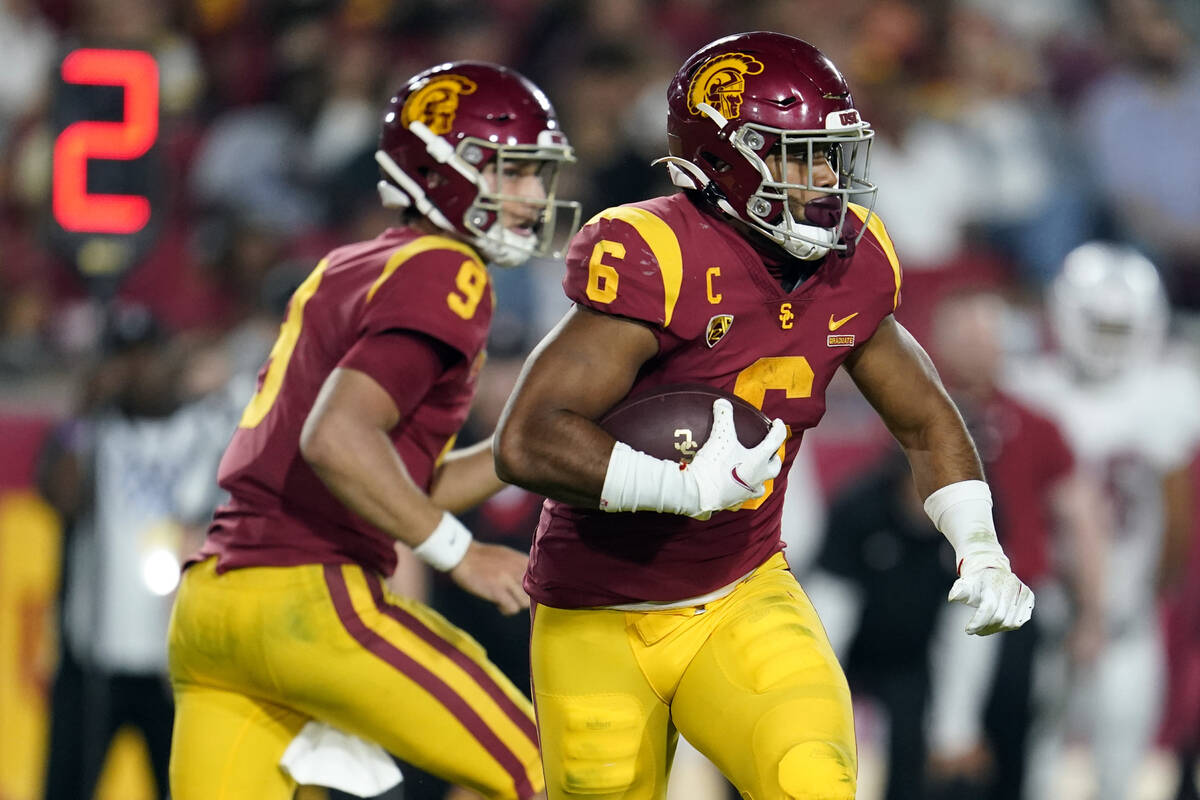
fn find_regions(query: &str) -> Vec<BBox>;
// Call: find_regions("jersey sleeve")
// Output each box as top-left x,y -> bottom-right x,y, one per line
360,244 -> 492,362
849,204 -> 903,313
338,330 -> 458,418
562,207 -> 683,344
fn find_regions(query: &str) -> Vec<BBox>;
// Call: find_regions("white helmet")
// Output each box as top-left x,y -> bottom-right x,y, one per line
1050,242 -> 1168,379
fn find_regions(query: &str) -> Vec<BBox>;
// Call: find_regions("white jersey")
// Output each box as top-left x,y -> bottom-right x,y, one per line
1009,352 -> 1200,631
67,395 -> 237,673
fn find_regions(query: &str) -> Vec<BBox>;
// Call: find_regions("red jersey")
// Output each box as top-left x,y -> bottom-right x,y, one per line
527,193 -> 903,608
971,390 -> 1074,584
198,228 -> 493,576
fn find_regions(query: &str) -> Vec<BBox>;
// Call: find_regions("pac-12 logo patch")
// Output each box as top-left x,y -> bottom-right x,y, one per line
705,314 -> 733,348
687,53 -> 764,120
401,75 -> 478,135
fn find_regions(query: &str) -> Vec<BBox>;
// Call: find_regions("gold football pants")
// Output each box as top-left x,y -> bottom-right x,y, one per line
531,553 -> 855,800
168,557 -> 543,799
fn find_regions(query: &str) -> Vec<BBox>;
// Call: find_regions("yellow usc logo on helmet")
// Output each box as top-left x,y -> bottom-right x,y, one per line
401,75 -> 478,135
687,53 -> 764,120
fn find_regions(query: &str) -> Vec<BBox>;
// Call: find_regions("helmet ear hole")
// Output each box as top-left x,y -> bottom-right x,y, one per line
701,152 -> 732,173
667,133 -> 684,157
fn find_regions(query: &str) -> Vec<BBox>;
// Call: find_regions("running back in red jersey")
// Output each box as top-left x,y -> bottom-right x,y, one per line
599,384 -> 771,463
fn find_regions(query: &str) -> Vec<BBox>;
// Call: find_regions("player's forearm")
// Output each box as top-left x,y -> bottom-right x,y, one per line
1054,471 -> 1108,621
428,437 -> 506,513
901,422 -> 985,501
1158,465 -> 1195,592
495,408 -> 612,507
846,316 -> 984,497
301,412 -> 442,547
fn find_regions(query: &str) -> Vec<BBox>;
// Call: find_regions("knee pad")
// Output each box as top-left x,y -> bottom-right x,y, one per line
559,695 -> 641,795
777,740 -> 855,800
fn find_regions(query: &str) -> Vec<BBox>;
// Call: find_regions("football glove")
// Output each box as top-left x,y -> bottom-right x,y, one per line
685,399 -> 787,518
601,398 -> 787,519
925,480 -> 1035,635
950,553 -> 1036,635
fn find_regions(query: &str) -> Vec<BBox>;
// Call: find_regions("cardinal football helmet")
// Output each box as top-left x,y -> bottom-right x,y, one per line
1051,242 -> 1168,379
662,32 -> 876,260
376,61 -> 580,267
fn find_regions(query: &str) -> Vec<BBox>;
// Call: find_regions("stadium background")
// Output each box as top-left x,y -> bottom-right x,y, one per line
1,0 -> 1199,798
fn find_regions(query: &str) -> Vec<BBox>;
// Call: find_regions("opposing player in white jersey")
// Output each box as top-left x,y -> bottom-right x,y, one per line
1011,242 -> 1200,800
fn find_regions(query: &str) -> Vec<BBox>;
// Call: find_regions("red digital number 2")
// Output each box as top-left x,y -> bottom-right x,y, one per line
52,49 -> 159,234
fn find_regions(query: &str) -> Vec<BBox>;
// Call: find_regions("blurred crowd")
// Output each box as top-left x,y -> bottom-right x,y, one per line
2,0 -> 1200,798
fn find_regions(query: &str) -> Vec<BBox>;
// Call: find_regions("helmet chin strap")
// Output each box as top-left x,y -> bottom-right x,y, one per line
377,147 -> 531,266
375,150 -> 458,233
376,180 -> 411,209
654,157 -> 709,192
476,224 -> 535,268
773,210 -> 836,260
779,227 -> 834,260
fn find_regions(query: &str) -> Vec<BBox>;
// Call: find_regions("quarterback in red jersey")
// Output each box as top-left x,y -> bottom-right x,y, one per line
495,33 -> 1034,800
167,62 -> 578,800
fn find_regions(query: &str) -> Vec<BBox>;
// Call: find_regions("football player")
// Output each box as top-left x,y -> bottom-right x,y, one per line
1012,243 -> 1200,800
494,32 -> 1034,800
921,288 -> 1108,800
167,62 -> 579,800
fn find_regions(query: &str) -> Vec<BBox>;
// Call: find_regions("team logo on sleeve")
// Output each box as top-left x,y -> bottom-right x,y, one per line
687,53 -> 764,120
401,75 -> 478,135
705,314 -> 733,348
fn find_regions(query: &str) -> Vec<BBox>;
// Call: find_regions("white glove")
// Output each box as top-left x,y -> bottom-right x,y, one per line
601,398 -> 788,519
686,399 -> 788,517
924,480 -> 1035,636
949,554 -> 1035,635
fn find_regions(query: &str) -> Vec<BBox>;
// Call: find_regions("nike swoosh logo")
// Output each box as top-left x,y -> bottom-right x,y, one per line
730,466 -> 754,491
828,312 -> 859,331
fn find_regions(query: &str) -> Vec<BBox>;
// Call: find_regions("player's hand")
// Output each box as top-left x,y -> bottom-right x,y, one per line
927,742 -> 993,782
948,555 -> 1035,635
448,541 -> 531,616
683,399 -> 787,520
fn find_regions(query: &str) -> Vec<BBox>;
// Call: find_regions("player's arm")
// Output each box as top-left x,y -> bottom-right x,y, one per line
427,437 -> 505,514
494,305 -> 659,506
301,338 -> 527,614
1158,462 -> 1195,592
301,367 -> 443,545
495,305 -> 787,516
843,315 -> 982,495
1049,469 -> 1108,663
844,315 -> 1034,634
35,420 -> 90,519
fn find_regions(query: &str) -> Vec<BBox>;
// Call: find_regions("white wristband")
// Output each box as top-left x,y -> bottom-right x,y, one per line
600,441 -> 696,514
412,511 -> 473,571
923,480 -> 1008,574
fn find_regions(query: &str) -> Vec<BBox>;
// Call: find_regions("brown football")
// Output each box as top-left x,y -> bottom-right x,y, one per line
598,384 -> 772,463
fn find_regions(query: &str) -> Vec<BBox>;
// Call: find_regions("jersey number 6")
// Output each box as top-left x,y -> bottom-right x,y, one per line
733,356 -> 814,509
